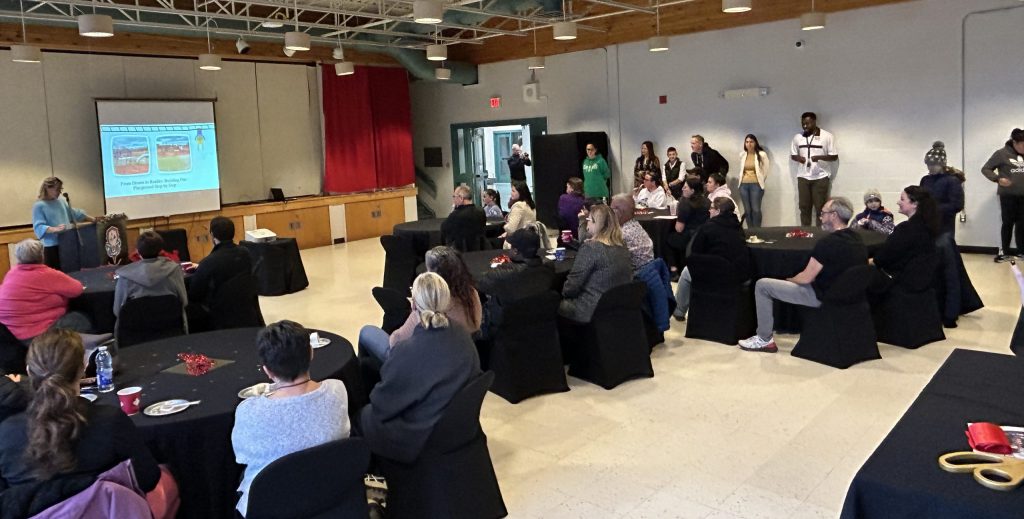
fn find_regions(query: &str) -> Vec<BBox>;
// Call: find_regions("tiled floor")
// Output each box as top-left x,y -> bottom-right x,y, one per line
258,239 -> 1019,518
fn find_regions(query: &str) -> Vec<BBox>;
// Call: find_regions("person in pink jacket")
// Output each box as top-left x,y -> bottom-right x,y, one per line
0,239 -> 88,341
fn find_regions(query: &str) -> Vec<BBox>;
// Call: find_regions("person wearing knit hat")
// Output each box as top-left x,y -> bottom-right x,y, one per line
982,128 -> 1024,262
920,141 -> 965,238
852,189 -> 894,235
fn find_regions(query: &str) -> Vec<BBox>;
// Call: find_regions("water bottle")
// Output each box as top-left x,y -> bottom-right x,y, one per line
96,346 -> 114,393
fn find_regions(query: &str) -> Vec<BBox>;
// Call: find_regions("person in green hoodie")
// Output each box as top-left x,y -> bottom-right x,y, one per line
981,128 -> 1024,262
582,143 -> 610,203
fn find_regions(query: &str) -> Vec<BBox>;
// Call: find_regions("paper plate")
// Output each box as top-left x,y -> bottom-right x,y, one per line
238,382 -> 273,399
80,394 -> 98,402
143,399 -> 191,416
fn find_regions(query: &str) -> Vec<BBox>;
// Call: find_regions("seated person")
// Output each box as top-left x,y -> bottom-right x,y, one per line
705,173 -> 732,202
186,216 -> 253,329
477,227 -> 555,340
360,273 -> 482,463
558,178 -> 587,238
739,197 -> 867,352
232,320 -> 350,517
0,239 -> 88,342
871,186 -> 939,282
559,205 -> 633,323
113,231 -> 188,328
441,185 -> 487,251
609,194 -> 655,270
360,246 -> 482,362
664,176 -> 711,276
674,197 -> 751,320
852,189 -> 895,235
482,188 -> 503,219
633,172 -> 669,209
0,329 -> 164,513
502,181 -> 537,249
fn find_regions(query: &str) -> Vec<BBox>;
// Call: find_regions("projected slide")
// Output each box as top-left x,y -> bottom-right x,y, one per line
97,100 -> 221,219
101,124 -> 218,196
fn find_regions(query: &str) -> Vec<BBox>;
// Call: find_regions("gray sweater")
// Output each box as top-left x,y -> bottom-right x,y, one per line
981,142 -> 1024,196
559,240 -> 633,322
113,257 -> 188,329
231,379 -> 351,517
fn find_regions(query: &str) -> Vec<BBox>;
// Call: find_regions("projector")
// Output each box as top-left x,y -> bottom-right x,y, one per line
245,229 -> 277,243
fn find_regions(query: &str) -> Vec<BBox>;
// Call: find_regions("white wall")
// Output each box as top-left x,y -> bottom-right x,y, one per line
410,0 -> 1024,248
0,52 -> 323,227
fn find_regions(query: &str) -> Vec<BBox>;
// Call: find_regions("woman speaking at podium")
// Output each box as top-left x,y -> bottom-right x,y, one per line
31,177 -> 95,270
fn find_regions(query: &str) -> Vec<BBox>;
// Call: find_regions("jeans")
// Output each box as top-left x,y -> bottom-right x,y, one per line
798,177 -> 831,226
738,183 -> 764,228
673,267 -> 692,317
999,194 -> 1024,253
359,325 -> 390,363
754,278 -> 821,339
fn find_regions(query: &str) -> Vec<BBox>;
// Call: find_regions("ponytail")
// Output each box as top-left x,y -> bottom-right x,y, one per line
418,309 -> 450,330
25,329 -> 87,480
411,272 -> 453,331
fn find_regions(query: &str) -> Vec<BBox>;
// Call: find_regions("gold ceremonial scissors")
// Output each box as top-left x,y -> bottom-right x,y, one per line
938,451 -> 1024,491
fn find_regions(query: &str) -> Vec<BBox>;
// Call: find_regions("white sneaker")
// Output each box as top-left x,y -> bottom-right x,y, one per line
738,335 -> 778,353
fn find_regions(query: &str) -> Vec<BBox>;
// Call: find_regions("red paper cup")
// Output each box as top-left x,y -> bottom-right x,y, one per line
117,386 -> 142,415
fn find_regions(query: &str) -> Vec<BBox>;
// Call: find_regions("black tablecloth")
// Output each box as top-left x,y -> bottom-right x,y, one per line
240,238 -> 309,296
69,265 -> 119,334
460,250 -> 576,294
393,218 -> 505,257
634,210 -> 677,259
94,328 -> 364,519
841,349 -> 1024,519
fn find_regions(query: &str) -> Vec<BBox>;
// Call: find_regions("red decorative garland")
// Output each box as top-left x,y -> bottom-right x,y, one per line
177,352 -> 215,376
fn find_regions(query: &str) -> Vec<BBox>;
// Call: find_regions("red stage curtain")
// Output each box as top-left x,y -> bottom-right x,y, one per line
322,65 -> 414,193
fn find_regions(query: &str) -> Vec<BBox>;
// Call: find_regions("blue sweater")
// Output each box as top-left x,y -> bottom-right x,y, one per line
32,199 -> 86,247
920,172 -> 964,237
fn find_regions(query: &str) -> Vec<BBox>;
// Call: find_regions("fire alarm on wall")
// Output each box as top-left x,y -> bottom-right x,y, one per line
659,95 -> 667,104
489,96 -> 501,109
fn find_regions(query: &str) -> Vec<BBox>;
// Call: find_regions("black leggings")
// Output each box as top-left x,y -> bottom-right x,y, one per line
999,194 -> 1024,253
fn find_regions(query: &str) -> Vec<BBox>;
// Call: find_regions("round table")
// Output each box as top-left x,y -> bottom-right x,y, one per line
393,218 -> 505,257
634,209 -> 677,259
94,327 -> 364,519
69,265 -> 120,334
459,249 -> 576,294
745,226 -> 888,332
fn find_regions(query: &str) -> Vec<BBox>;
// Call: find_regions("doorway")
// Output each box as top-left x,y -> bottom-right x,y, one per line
450,117 -> 548,209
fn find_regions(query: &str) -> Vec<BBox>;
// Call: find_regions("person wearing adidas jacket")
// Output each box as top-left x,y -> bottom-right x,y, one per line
981,128 -> 1024,261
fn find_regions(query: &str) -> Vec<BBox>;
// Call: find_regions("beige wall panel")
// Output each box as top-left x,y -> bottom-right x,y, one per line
0,51 -> 53,227
255,63 -> 320,198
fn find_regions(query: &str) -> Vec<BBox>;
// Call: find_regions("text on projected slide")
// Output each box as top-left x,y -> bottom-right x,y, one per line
100,123 -> 220,198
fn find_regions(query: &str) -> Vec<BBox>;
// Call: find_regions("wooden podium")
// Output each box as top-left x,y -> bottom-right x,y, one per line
57,215 -> 129,273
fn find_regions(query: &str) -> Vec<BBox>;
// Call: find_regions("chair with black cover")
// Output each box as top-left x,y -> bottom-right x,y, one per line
156,228 -> 190,262
872,253 -> 945,349
361,287 -> 412,390
378,372 -> 507,519
0,322 -> 27,375
381,235 -> 419,296
116,295 -> 185,348
560,282 -> 653,389
246,437 -> 371,519
792,265 -> 880,369
684,254 -> 756,346
208,273 -> 264,330
484,290 -> 568,403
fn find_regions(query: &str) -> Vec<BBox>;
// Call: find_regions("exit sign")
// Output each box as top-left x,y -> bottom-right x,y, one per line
489,96 -> 501,109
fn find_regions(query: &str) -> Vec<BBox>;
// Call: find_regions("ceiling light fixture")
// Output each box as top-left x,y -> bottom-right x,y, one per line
435,65 -> 451,80
647,1 -> 668,52
722,0 -> 752,13
413,0 -> 444,24
283,46 -> 296,57
12,0 -> 41,63
284,0 -> 310,51
426,28 -> 446,61
198,2 -> 220,70
236,36 -> 250,54
553,0 -> 576,41
801,0 -> 826,30
335,61 -> 354,76
77,13 -> 114,37
261,11 -> 287,28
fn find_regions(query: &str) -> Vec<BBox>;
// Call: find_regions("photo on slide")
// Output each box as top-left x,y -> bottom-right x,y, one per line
156,135 -> 192,173
111,135 -> 150,175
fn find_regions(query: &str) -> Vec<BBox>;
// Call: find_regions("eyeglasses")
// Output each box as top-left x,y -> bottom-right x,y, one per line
820,210 -> 836,215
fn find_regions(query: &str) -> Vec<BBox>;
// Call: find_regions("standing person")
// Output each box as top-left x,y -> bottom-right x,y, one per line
738,134 -> 770,228
790,112 -> 839,226
501,181 -> 537,249
582,143 -> 611,203
507,144 -> 532,182
441,185 -> 486,252
633,141 -> 661,190
688,135 -> 729,183
31,177 -> 97,271
558,177 -> 587,238
981,128 -> 1024,261
664,147 -> 684,199
482,189 -> 503,219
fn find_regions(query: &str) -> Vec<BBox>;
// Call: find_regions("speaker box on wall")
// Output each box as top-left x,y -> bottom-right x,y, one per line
532,132 -> 609,230
424,147 -> 443,168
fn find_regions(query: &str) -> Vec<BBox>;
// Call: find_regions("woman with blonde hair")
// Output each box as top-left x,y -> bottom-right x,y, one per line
31,177 -> 96,270
0,329 -> 177,516
559,204 -> 632,322
360,272 -> 482,463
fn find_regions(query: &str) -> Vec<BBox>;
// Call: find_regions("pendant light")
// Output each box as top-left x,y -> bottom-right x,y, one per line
12,0 -> 41,63
527,27 -> 544,69
722,0 -> 752,13
262,11 -> 286,29
78,0 -> 114,38
284,0 -> 310,51
801,0 -> 826,30
426,28 -> 446,61
198,2 -> 220,71
435,64 -> 451,80
647,2 -> 668,52
333,34 -> 354,76
413,0 -> 444,24
553,0 -> 576,40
